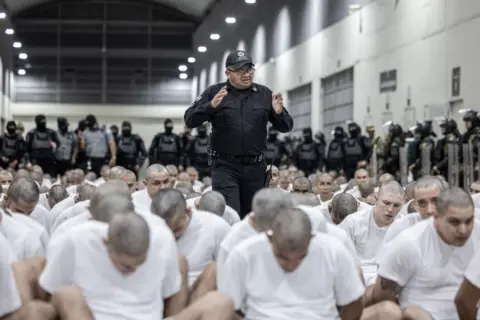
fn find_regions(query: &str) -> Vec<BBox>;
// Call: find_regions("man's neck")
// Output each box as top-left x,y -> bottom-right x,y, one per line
372,206 -> 390,228
319,192 -> 333,202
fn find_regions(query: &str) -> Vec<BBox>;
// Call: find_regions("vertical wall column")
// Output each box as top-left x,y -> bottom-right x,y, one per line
310,78 -> 322,133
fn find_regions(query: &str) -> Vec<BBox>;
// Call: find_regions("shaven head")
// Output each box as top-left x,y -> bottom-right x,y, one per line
109,166 -> 127,180
268,208 -> 312,272
331,193 -> 358,224
252,188 -> 293,231
358,179 -> 376,198
29,171 -> 43,185
292,177 -> 312,193
15,169 -> 30,179
378,181 -> 405,199
413,175 -> 445,219
5,178 -> 40,214
378,173 -> 395,186
198,191 -> 226,216
375,181 -> 405,226
291,193 -> 320,207
90,180 -> 131,221
434,187 -> 475,247
145,164 -> 170,198
150,188 -> 189,239
105,214 -> 150,274
48,185 -> 69,208
76,183 -> 97,202
90,195 -> 134,222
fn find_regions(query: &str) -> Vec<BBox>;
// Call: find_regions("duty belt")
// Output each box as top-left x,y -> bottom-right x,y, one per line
211,151 -> 264,165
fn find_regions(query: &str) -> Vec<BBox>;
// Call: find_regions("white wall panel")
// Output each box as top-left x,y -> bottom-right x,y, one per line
253,0 -> 480,133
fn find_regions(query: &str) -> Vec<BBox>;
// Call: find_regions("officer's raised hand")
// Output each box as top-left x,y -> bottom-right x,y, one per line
272,93 -> 284,114
211,86 -> 228,108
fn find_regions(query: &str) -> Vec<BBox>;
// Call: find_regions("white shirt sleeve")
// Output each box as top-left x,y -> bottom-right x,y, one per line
213,222 -> 231,260
160,235 -> 182,299
334,244 -> 365,306
338,215 -> 355,243
377,239 -> 420,287
0,250 -> 21,317
465,248 -> 480,288
39,233 -> 75,294
218,248 -> 248,310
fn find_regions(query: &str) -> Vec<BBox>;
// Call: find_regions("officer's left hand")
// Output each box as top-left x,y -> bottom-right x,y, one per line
272,93 -> 284,114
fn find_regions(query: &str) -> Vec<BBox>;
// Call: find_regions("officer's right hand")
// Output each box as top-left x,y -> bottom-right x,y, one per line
211,86 -> 228,108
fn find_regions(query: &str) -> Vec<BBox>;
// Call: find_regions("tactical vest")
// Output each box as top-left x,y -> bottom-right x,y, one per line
328,141 -> 343,160
194,138 -> 209,164
2,135 -> 17,158
344,138 -> 363,157
32,131 -> 51,150
264,142 -> 281,160
298,143 -> 317,161
84,129 -> 109,158
158,134 -> 177,153
118,136 -> 137,157
56,132 -> 74,160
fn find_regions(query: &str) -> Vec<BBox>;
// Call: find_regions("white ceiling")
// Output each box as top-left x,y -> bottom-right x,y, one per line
5,0 -> 218,18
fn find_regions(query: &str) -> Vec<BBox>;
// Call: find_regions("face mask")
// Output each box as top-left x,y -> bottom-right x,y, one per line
7,127 -> 15,135
269,133 -> 277,140
303,133 -> 312,141
59,124 -> 68,132
37,121 -> 47,131
122,128 -> 131,136
198,129 -> 207,137
334,131 -> 342,139
165,125 -> 173,134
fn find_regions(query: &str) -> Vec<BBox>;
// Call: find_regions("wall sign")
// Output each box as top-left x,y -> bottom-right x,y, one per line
379,69 -> 397,93
452,67 -> 461,97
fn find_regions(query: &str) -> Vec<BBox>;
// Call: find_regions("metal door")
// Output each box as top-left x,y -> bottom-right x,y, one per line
287,83 -> 312,137
321,68 -> 354,141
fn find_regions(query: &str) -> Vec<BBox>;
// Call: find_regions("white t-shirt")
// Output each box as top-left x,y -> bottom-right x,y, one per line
12,213 -> 49,251
220,233 -> 365,320
0,232 -> 17,263
52,212 -> 91,238
319,199 -> 372,224
46,196 -> 76,232
51,200 -> 90,232
132,189 -> 151,210
0,241 -> 21,317
338,207 -> 395,284
39,220 -> 181,320
0,212 -> 45,259
223,205 -> 240,226
30,204 -> 51,231
38,193 -> 51,210
177,210 -> 230,286
346,186 -> 361,199
382,212 -> 422,245
378,218 -> 480,320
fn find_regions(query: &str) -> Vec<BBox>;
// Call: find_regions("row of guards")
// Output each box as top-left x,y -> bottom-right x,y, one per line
369,142 -> 479,189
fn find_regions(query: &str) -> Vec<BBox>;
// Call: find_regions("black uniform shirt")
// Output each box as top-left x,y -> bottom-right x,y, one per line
184,81 -> 294,157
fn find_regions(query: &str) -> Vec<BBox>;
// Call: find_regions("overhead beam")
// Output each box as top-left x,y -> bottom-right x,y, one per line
26,47 -> 192,59
14,19 -> 196,29
16,27 -> 191,35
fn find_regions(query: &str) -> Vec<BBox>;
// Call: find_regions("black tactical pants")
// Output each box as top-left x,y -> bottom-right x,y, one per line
211,158 -> 266,219
56,160 -> 72,178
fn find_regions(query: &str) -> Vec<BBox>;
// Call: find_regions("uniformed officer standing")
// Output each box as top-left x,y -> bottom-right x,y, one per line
184,50 -> 293,218
116,121 -> 147,176
55,117 -> 78,177
186,124 -> 210,179
0,121 -> 25,170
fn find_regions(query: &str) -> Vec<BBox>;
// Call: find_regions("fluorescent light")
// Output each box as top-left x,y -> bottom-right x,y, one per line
179,73 -> 188,79
5,29 -> 14,35
225,17 -> 236,24
13,42 -> 22,48
210,33 -> 220,40
0,13 -> 6,19
178,65 -> 187,72
245,0 -> 256,3
19,53 -> 28,60
188,57 -> 196,63
197,46 -> 207,52
349,4 -> 361,9
17,69 -> 26,76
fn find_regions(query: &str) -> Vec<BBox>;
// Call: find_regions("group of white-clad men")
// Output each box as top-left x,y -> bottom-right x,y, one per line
1,163 -> 480,320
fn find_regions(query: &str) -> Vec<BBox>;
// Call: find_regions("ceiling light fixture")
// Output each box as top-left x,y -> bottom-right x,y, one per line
225,17 -> 236,24
245,0 -> 256,3
178,65 -> 188,72
5,29 -> 14,35
179,73 -> 188,79
13,42 -> 22,48
18,69 -> 26,75
210,33 -> 220,40
0,13 -> 6,19
188,57 -> 196,63
349,4 -> 361,9
19,53 -> 28,60
197,46 -> 207,52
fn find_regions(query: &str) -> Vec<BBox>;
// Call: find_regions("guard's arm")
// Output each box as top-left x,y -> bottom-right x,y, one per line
455,278 -> 480,320
268,104 -> 294,133
184,88 -> 215,128
135,135 -> 147,167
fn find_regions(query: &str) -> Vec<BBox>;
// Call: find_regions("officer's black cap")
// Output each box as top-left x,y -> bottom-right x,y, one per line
225,50 -> 254,70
